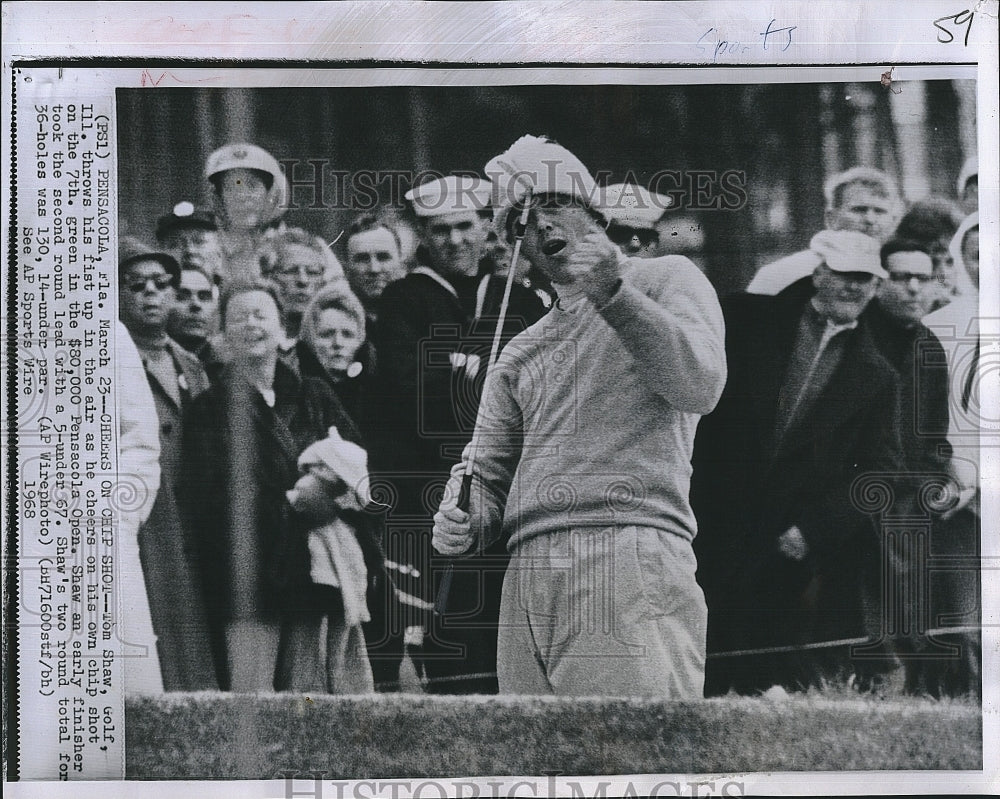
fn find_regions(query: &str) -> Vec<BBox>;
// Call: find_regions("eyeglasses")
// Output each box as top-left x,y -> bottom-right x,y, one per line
606,224 -> 658,247
888,272 -> 934,284
176,287 -> 215,302
126,274 -> 174,293
278,263 -> 325,278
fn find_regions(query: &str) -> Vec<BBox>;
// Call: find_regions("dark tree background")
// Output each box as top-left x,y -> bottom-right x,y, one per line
118,80 -> 974,294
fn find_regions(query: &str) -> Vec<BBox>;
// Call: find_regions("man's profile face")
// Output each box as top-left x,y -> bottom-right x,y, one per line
519,200 -> 604,285
346,226 -> 404,303
826,183 -> 897,243
168,268 -> 218,340
812,263 -> 879,324
878,250 -> 935,325
424,211 -> 484,279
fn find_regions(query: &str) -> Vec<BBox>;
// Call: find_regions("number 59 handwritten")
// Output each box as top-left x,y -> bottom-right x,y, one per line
933,9 -> 975,46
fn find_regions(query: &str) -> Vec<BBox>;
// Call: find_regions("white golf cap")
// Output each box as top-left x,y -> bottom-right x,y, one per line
404,175 -> 492,218
599,183 -> 673,228
809,229 -> 887,278
485,135 -> 599,233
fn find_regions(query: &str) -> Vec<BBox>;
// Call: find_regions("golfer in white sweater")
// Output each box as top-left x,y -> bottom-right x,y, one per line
433,136 -> 727,697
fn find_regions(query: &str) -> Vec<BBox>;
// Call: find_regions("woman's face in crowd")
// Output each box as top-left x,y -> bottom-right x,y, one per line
217,168 -> 270,229
224,290 -> 284,360
312,308 -> 362,375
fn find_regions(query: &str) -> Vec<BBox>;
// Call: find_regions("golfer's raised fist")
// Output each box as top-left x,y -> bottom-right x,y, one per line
567,232 -> 623,306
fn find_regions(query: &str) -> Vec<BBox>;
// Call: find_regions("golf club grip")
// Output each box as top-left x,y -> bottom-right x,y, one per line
456,471 -> 473,513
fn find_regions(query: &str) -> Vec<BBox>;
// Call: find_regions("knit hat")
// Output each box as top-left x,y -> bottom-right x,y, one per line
296,427 -> 371,507
404,175 -> 492,218
809,230 -> 886,278
484,135 -> 599,236
599,183 -> 673,228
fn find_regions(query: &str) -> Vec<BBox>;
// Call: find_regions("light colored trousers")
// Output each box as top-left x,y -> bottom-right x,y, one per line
497,525 -> 706,698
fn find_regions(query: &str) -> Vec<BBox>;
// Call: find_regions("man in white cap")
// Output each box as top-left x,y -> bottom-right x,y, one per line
692,229 -> 905,695
599,182 -> 673,258
747,166 -> 902,295
432,136 -> 727,698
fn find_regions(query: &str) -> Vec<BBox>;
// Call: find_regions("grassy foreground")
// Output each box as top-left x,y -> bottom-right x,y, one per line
124,692 -> 981,779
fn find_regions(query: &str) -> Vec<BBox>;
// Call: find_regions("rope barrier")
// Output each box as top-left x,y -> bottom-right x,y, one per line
370,625 -> 981,689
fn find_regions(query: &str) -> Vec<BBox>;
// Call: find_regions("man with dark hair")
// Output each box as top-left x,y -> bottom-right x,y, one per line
118,239 -> 217,690
167,265 -> 221,365
344,212 -> 407,329
892,198 -> 964,310
858,238 -> 971,693
747,166 -> 902,295
693,229 -> 905,694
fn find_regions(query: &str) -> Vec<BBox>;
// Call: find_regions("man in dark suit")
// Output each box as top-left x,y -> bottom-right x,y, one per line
368,175 -> 548,693
692,229 -> 905,695
863,239 -> 979,696
118,239 -> 218,690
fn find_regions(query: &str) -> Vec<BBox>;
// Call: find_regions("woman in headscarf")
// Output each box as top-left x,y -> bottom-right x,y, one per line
921,212 -> 981,697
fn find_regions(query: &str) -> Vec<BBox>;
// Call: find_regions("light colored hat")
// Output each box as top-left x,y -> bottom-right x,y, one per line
205,142 -> 289,224
206,143 -> 283,184
957,155 -> 978,196
484,135 -> 598,234
599,183 -> 673,228
404,175 -> 492,218
297,427 -> 371,506
809,230 -> 887,278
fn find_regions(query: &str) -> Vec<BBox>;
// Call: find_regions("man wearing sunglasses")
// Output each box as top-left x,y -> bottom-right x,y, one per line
118,238 -> 217,691
599,182 -> 673,258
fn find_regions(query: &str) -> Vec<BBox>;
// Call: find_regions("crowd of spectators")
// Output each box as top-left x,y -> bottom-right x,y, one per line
117,138 -> 981,699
